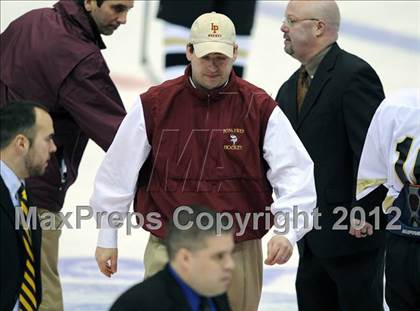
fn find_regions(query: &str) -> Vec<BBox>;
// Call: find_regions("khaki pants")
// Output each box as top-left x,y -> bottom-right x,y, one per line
37,208 -> 64,311
143,234 -> 263,311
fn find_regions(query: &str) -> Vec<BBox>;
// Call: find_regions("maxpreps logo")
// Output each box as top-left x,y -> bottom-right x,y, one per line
208,22 -> 222,38
223,128 -> 244,151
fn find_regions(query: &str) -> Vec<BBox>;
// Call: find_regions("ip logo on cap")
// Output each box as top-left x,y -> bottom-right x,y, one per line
211,23 -> 219,33
189,12 -> 236,58
209,23 -> 222,38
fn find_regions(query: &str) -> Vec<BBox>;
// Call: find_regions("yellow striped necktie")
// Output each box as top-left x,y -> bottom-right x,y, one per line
18,185 -> 38,311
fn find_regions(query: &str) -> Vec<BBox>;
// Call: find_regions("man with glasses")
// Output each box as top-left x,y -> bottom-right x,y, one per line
274,1 -> 387,310
352,89 -> 420,311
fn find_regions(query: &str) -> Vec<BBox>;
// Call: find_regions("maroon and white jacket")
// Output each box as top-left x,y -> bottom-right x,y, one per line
91,66 -> 316,245
0,0 -> 126,212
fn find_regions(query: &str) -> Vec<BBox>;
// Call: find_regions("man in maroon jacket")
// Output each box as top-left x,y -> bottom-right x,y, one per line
91,11 -> 317,311
0,1 -> 134,310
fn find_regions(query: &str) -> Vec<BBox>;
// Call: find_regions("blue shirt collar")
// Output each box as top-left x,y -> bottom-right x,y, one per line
0,160 -> 24,206
168,264 -> 216,311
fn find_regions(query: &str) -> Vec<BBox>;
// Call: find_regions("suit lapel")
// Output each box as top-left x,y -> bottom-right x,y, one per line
280,70 -> 300,129
0,176 -> 17,225
297,43 -> 341,129
0,176 -> 25,251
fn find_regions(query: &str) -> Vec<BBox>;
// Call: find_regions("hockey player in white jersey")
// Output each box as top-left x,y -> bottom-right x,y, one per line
350,88 -> 420,310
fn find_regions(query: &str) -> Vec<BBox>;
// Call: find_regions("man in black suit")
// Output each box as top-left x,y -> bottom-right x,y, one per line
0,101 -> 56,311
111,205 -> 234,311
274,1 -> 386,310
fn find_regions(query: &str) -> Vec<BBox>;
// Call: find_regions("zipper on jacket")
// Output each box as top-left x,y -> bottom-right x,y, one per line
205,94 -> 210,126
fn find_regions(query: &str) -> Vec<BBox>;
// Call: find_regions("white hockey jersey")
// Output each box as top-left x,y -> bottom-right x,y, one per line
356,89 -> 420,213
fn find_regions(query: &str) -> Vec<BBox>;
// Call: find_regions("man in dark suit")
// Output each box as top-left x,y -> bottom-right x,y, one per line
111,205 -> 234,311
0,101 -> 56,310
274,1 -> 387,310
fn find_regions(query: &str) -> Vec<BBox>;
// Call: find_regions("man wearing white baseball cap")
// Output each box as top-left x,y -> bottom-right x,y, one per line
91,12 -> 316,311
189,12 -> 236,57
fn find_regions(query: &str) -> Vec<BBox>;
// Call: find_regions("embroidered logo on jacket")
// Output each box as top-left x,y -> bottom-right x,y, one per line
230,134 -> 238,145
223,128 -> 244,150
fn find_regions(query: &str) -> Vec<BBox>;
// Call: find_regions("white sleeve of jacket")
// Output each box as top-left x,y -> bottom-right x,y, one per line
263,106 -> 317,246
90,97 -> 152,248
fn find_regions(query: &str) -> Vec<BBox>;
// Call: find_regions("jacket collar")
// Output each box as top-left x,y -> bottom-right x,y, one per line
184,65 -> 238,103
0,176 -> 15,222
0,160 -> 23,207
305,44 -> 333,79
163,264 -> 230,311
162,264 -> 194,311
55,0 -> 106,49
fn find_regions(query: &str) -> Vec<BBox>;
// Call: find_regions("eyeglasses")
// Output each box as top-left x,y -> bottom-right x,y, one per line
282,17 -> 320,27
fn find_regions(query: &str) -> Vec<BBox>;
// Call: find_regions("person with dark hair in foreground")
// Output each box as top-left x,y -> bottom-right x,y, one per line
111,205 -> 233,311
1,101 -> 56,311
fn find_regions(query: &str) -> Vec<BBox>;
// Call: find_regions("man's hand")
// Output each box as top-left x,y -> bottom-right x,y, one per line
265,236 -> 293,265
349,218 -> 373,238
95,247 -> 118,277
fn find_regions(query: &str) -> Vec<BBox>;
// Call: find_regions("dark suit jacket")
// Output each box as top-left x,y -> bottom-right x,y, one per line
110,264 -> 231,311
276,43 -> 387,258
0,177 -> 42,310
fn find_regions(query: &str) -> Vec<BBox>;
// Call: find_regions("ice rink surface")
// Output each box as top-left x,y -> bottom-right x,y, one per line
1,1 -> 420,310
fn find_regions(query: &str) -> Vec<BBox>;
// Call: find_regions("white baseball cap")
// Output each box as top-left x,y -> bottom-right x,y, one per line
189,12 -> 236,58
